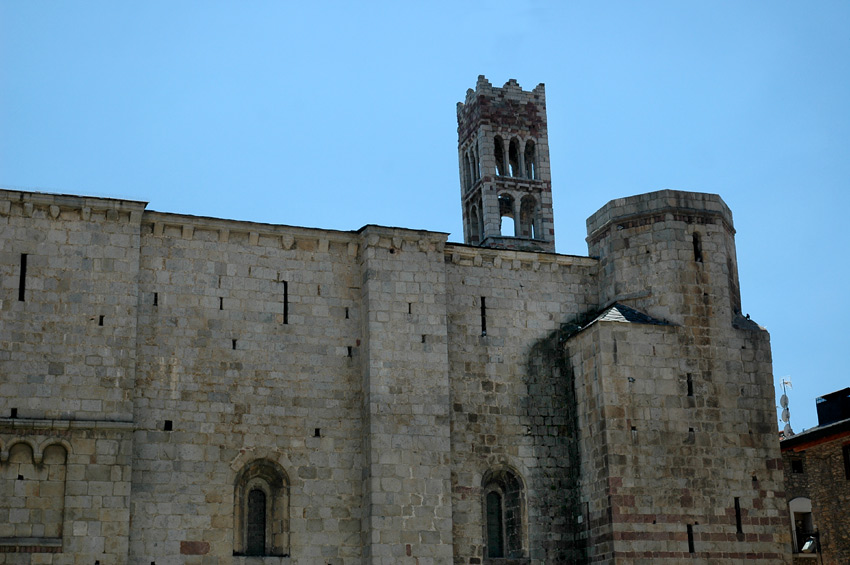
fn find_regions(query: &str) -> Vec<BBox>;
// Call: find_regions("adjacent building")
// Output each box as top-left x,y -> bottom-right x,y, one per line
781,388 -> 850,564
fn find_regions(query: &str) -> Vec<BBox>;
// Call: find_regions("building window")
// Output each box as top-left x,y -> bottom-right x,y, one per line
486,491 -> 504,558
0,439 -> 67,546
519,195 -> 537,239
498,194 -> 515,237
788,497 -> 816,554
524,140 -> 536,179
233,459 -> 289,557
494,136 -> 506,176
508,138 -> 521,177
246,489 -> 267,555
791,458 -> 804,474
469,204 -> 481,244
482,467 -> 525,560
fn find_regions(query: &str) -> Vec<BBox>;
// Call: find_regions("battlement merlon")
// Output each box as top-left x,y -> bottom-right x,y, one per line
456,75 -> 547,136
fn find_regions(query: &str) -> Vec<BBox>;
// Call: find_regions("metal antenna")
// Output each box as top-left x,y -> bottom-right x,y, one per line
780,377 -> 793,437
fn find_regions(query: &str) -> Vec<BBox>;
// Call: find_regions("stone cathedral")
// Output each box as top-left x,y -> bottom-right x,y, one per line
0,76 -> 790,564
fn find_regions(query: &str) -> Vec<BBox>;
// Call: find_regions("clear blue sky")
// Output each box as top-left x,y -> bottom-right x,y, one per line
2,1 -> 847,432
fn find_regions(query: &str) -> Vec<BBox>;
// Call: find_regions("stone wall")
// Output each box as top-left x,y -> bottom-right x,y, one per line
131,213 -> 364,563
1,191 -> 140,564
444,246 -> 596,563
0,187 -> 791,564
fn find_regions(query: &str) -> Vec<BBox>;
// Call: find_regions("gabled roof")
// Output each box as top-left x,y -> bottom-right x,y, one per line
561,302 -> 671,340
588,303 -> 670,326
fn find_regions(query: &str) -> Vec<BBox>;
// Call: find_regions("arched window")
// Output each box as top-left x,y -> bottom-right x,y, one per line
519,196 -> 537,239
469,204 -> 481,244
524,140 -> 536,179
234,459 -> 289,557
463,152 -> 472,192
483,467 -> 525,559
498,194 -> 515,237
508,138 -> 520,177
474,140 -> 481,181
494,136 -> 506,177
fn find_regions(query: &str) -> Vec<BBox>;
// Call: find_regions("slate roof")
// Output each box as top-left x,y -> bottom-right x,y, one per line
588,303 -> 670,327
561,302 -> 671,340
780,416 -> 850,450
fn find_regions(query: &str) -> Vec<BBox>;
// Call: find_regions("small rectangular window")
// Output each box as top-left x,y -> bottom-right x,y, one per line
18,253 -> 27,301
734,497 -> 742,534
791,458 -> 804,474
283,280 -> 289,324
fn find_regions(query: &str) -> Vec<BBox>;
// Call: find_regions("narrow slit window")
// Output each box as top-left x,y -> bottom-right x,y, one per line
283,281 -> 289,324
734,497 -> 743,534
18,253 -> 27,301
693,233 -> 703,262
480,296 -> 487,336
153,292 -> 158,306
687,524 -> 695,553
232,339 -> 237,350
220,297 -> 224,310
687,374 -> 694,397
345,307 -> 349,319
98,315 -> 104,326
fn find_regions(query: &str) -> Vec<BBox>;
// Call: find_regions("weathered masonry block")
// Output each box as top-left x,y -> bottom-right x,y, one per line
0,77 -> 790,564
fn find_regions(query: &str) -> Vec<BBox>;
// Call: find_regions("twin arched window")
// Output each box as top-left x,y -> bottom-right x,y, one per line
233,459 -> 290,557
0,440 -> 67,542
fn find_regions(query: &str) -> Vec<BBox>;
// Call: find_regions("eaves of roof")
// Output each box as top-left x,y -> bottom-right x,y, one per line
780,417 -> 850,452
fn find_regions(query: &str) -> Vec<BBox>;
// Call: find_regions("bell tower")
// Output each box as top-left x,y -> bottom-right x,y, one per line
457,76 -> 555,252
